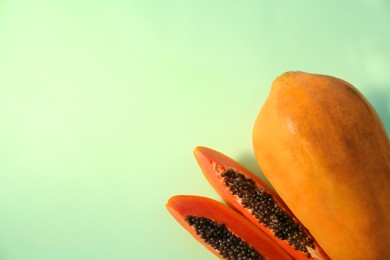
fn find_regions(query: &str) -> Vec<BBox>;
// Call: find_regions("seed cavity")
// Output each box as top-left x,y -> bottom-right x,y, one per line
221,169 -> 315,258
185,215 -> 264,260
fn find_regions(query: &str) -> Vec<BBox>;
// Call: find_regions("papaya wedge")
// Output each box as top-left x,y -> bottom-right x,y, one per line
166,195 -> 292,260
194,146 -> 329,260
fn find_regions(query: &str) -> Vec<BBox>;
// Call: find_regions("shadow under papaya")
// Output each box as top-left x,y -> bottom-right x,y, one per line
366,88 -> 390,137
236,152 -> 276,193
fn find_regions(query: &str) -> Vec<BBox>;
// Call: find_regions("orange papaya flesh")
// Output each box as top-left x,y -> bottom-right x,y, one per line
194,146 -> 330,260
166,195 -> 293,260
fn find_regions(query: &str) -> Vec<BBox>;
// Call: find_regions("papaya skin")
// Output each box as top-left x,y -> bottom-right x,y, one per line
194,146 -> 329,259
166,195 -> 293,260
253,71 -> 390,259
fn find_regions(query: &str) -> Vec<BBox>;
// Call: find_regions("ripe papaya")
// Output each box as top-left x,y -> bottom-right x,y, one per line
194,146 -> 329,259
252,71 -> 390,259
166,195 -> 292,260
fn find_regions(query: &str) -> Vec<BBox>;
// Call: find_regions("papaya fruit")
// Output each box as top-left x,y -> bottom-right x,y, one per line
166,195 -> 293,260
194,146 -> 329,259
252,71 -> 390,259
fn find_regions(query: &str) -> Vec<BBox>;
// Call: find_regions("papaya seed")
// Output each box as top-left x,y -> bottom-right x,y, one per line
185,215 -> 264,260
221,169 -> 315,256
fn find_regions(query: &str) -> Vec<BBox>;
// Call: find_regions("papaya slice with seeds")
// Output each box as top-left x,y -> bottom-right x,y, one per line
166,195 -> 292,260
194,146 -> 330,260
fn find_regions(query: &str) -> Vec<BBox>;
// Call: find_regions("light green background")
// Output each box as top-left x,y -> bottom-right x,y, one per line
0,1 -> 389,259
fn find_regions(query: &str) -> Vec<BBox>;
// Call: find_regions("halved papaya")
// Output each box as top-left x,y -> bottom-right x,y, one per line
194,146 -> 329,260
166,195 -> 292,260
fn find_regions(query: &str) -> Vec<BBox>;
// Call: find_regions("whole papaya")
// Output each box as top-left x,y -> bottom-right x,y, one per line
252,71 -> 390,259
